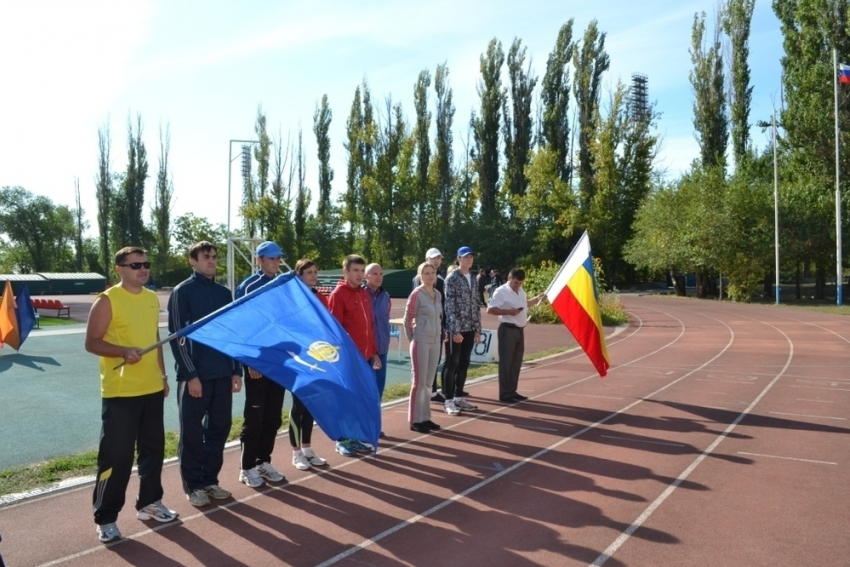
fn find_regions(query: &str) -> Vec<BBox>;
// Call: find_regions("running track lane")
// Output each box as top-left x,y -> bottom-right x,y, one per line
0,295 -> 847,566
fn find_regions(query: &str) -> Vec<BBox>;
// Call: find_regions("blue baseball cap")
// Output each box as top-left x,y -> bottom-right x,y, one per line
457,246 -> 474,257
256,241 -> 285,258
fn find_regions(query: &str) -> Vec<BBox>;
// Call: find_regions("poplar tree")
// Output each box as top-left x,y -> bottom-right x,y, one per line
503,37 -> 537,203
574,20 -> 610,211
95,122 -> 112,276
690,12 -> 728,169
434,62 -> 455,249
541,20 -> 575,185
413,69 -> 432,253
151,123 -> 174,283
73,177 -> 85,271
314,95 -> 334,220
472,38 -> 506,217
722,0 -> 755,167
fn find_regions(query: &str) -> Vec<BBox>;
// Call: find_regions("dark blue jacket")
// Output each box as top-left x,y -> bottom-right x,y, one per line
168,271 -> 242,381
235,270 -> 274,299
365,284 -> 391,355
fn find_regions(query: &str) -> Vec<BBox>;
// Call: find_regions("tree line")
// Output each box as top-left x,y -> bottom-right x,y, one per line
1,0 -> 847,301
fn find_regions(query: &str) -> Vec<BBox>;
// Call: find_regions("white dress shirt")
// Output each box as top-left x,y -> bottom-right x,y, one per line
489,283 -> 527,327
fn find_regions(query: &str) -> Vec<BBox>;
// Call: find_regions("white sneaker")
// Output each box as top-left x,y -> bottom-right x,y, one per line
444,399 -> 461,415
303,449 -> 327,466
136,500 -> 179,522
257,461 -> 285,482
97,522 -> 121,543
239,467 -> 264,488
187,488 -> 211,507
292,453 -> 312,470
455,398 -> 478,411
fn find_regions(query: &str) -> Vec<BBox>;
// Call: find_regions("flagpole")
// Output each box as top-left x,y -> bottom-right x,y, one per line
835,48 -> 844,306
112,332 -> 180,370
773,110 -> 780,305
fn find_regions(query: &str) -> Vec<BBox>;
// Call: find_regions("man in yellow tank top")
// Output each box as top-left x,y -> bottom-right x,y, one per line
84,246 -> 178,544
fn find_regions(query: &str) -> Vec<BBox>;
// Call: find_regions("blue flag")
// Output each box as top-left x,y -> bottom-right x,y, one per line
175,273 -> 381,449
14,284 -> 36,347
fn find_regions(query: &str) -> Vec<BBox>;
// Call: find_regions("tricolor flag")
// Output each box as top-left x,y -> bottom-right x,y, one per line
840,63 -> 850,84
1,280 -> 36,351
545,231 -> 611,377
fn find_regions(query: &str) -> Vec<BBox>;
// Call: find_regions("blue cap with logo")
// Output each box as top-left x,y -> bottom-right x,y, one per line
256,241 -> 285,258
457,246 -> 474,257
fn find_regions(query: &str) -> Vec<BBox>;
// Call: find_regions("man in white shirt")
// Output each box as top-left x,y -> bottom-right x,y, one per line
486,268 -> 545,403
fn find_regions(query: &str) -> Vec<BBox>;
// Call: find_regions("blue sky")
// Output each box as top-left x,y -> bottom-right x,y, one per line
0,0 -> 783,237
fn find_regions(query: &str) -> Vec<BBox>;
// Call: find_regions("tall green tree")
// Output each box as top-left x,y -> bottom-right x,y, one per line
120,114 -> 148,247
433,62 -> 456,250
312,94 -> 339,265
472,38 -> 506,217
151,123 -> 174,284
413,69 -> 433,254
73,177 -> 86,271
574,20 -> 610,211
343,85 -> 364,254
293,128 -> 310,259
690,12 -> 728,169
722,0 -> 755,167
503,38 -> 538,206
541,20 -> 575,185
95,122 -> 112,276
253,106 -> 272,235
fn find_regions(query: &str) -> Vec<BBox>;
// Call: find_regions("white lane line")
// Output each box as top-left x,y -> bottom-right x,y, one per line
737,452 -> 837,465
796,398 -> 837,404
695,378 -> 756,384
564,393 -> 624,400
788,385 -> 850,392
600,435 -> 686,448
769,411 -> 846,421
590,307 -> 793,567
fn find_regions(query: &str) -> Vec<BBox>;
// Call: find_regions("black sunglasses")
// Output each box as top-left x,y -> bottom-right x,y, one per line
118,262 -> 151,270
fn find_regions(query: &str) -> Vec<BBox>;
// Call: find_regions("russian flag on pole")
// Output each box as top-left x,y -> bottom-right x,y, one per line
840,63 -> 850,84
544,231 -> 610,377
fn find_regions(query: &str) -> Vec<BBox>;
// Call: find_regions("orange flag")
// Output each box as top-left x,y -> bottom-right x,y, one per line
0,280 -> 21,350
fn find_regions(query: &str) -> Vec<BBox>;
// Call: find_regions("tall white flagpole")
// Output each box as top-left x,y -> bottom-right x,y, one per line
835,48 -> 844,305
774,110 -> 780,305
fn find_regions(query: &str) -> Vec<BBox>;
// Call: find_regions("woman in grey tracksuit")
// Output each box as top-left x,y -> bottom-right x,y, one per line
404,262 -> 443,433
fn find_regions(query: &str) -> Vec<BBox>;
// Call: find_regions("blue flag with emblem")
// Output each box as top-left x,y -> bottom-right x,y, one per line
174,272 -> 381,450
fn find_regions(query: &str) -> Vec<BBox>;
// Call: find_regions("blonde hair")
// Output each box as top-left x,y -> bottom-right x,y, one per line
417,261 -> 435,279
446,265 -> 458,275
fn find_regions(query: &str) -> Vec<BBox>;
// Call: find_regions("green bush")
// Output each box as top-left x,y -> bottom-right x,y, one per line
523,259 -> 628,326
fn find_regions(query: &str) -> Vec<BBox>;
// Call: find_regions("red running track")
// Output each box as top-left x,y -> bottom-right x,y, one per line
1,294 -> 848,566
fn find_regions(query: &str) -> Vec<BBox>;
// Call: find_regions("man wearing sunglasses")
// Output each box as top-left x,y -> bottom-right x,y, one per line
168,241 -> 243,508
85,246 -> 178,544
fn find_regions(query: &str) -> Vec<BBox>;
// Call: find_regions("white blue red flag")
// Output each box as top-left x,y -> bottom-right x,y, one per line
840,63 -> 850,84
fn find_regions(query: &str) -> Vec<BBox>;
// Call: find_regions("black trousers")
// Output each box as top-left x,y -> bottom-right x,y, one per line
442,331 -> 476,399
178,377 -> 232,493
497,324 -> 524,398
288,394 -> 315,447
92,391 -> 165,525
240,374 -> 286,469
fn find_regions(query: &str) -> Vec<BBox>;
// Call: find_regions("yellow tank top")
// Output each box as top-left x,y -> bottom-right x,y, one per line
99,285 -> 163,398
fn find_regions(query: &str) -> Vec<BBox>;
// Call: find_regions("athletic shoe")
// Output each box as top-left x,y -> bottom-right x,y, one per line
137,500 -> 179,522
422,420 -> 441,431
292,453 -> 312,470
513,394 -> 528,401
460,391 -> 470,397
257,462 -> 285,482
187,488 -> 211,507
431,392 -> 446,404
239,467 -> 265,488
97,522 -> 121,543
410,422 -> 430,433
350,440 -> 372,453
203,484 -> 231,500
444,400 -> 461,415
454,398 -> 478,411
500,395 -> 519,403
303,449 -> 327,466
335,440 -> 357,456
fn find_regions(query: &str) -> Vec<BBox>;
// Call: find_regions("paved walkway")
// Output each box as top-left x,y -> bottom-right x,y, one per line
1,295 -> 848,566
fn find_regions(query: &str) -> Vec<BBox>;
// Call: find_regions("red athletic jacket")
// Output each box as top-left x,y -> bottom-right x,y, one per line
328,280 -> 377,360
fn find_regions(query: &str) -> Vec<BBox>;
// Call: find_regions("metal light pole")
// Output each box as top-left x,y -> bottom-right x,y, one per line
834,48 -> 844,306
227,139 -> 261,292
